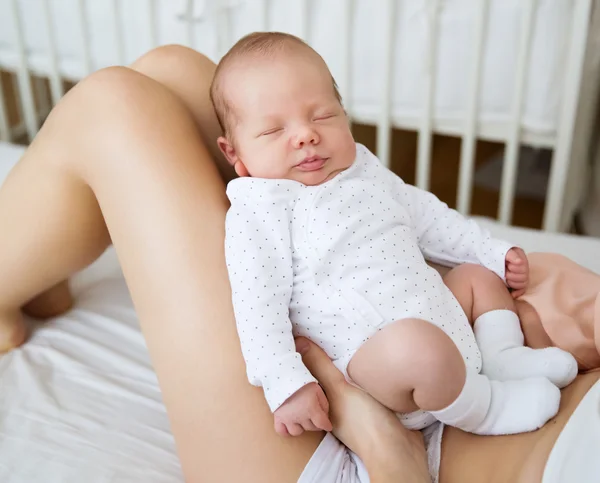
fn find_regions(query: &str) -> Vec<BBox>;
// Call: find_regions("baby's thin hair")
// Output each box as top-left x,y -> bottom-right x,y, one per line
210,31 -> 343,139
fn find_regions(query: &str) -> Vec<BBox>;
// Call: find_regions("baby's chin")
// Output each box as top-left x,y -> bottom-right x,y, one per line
291,168 -> 343,186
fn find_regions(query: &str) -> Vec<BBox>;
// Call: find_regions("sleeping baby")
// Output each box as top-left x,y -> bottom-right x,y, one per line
216,32 -> 578,441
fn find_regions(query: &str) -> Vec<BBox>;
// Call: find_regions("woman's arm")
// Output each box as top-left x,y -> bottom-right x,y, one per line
297,337 -> 431,483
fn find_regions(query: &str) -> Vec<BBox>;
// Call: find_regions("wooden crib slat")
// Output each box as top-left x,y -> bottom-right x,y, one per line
416,0 -> 440,191
10,0 -> 38,141
339,0 -> 354,119
376,0 -> 396,168
258,0 -> 269,31
147,0 -> 158,48
457,0 -> 488,216
112,0 -> 126,65
76,0 -> 93,75
0,75 -> 10,142
543,0 -> 593,232
298,0 -> 309,41
184,0 -> 194,49
498,0 -> 536,225
41,0 -> 64,105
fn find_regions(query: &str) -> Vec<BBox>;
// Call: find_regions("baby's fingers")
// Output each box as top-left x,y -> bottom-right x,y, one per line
507,263 -> 527,274
506,272 -> 528,284
310,406 -> 333,432
275,420 -> 290,437
286,422 -> 305,437
300,420 -> 319,431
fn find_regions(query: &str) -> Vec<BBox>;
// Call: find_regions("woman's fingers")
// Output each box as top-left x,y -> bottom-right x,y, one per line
296,337 -> 345,395
310,406 -> 333,432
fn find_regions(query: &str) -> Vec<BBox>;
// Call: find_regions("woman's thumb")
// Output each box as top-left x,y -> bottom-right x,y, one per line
295,337 -> 345,394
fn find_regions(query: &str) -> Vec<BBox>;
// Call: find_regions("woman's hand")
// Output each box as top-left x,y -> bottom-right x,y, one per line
295,337 -> 430,482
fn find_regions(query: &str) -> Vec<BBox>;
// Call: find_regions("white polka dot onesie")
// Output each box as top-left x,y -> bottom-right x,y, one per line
225,143 -> 513,428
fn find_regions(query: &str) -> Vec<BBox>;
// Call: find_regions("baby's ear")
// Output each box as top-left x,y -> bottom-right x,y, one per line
217,136 -> 238,166
217,136 -> 249,177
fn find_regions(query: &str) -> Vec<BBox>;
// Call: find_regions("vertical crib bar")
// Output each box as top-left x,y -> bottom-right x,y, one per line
33,77 -> 50,116
416,0 -> 440,191
543,0 -> 592,232
216,7 -> 231,58
0,75 -> 10,142
339,0 -> 354,117
147,0 -> 158,48
9,0 -> 38,140
376,0 -> 396,168
298,0 -> 309,41
257,0 -> 268,31
185,0 -> 194,48
77,0 -> 93,75
498,0 -> 536,225
457,0 -> 488,215
42,0 -> 64,105
112,0 -> 126,65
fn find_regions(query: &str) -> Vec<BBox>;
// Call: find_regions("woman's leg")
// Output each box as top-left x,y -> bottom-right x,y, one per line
0,47 -> 320,481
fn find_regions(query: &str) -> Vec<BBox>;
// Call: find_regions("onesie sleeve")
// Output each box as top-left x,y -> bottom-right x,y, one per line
391,176 -> 514,282
225,197 -> 317,412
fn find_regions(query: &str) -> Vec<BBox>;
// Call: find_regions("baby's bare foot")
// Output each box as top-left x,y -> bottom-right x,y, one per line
0,309 -> 27,353
297,337 -> 430,481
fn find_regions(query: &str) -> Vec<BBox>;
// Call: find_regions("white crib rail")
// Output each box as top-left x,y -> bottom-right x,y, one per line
0,0 -> 594,233
544,0 -> 593,232
376,0 -> 396,170
456,0 -> 487,216
498,0 -> 536,226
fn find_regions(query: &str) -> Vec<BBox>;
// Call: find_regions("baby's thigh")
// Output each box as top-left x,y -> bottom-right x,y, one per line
442,263 -> 508,322
346,318 -> 466,414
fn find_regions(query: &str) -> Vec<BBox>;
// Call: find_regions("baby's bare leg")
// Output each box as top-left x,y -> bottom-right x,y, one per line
348,318 -> 466,413
348,317 -> 559,435
444,264 -> 577,388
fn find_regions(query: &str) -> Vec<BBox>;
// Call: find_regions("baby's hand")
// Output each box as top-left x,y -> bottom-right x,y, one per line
273,382 -> 333,437
505,247 -> 529,298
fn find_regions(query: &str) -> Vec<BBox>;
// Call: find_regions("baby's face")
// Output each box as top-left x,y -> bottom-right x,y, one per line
222,53 -> 356,186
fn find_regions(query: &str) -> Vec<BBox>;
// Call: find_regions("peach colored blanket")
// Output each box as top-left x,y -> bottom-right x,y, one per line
516,253 -> 600,371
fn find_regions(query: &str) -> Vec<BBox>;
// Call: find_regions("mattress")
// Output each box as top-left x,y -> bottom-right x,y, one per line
0,0 -> 580,146
1,140 -> 600,482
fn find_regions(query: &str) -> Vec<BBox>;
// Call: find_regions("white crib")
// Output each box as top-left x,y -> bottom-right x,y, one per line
0,0 -> 597,232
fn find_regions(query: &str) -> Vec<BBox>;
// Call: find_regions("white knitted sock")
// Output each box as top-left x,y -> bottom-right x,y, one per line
474,310 -> 578,388
430,368 -> 560,435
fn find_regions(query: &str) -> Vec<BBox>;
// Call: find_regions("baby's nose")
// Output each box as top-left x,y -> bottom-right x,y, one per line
294,127 -> 319,147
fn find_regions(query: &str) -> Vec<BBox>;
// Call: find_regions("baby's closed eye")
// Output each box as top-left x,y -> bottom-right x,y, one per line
259,127 -> 284,137
313,113 -> 336,121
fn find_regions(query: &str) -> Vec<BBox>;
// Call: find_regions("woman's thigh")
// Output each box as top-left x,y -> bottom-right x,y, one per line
107,50 -> 325,481
6,49 -> 322,480
440,370 -> 600,483
130,45 -> 235,183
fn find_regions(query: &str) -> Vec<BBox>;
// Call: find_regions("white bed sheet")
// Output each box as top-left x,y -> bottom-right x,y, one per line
0,0 -> 578,145
1,141 -> 599,482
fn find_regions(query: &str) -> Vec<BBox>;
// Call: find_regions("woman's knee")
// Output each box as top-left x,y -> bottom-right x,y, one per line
36,65 -> 204,184
130,45 -> 231,179
131,44 -> 216,81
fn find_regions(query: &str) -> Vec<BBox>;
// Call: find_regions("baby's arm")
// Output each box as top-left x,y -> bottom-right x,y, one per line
225,201 -> 330,434
392,177 -> 514,281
